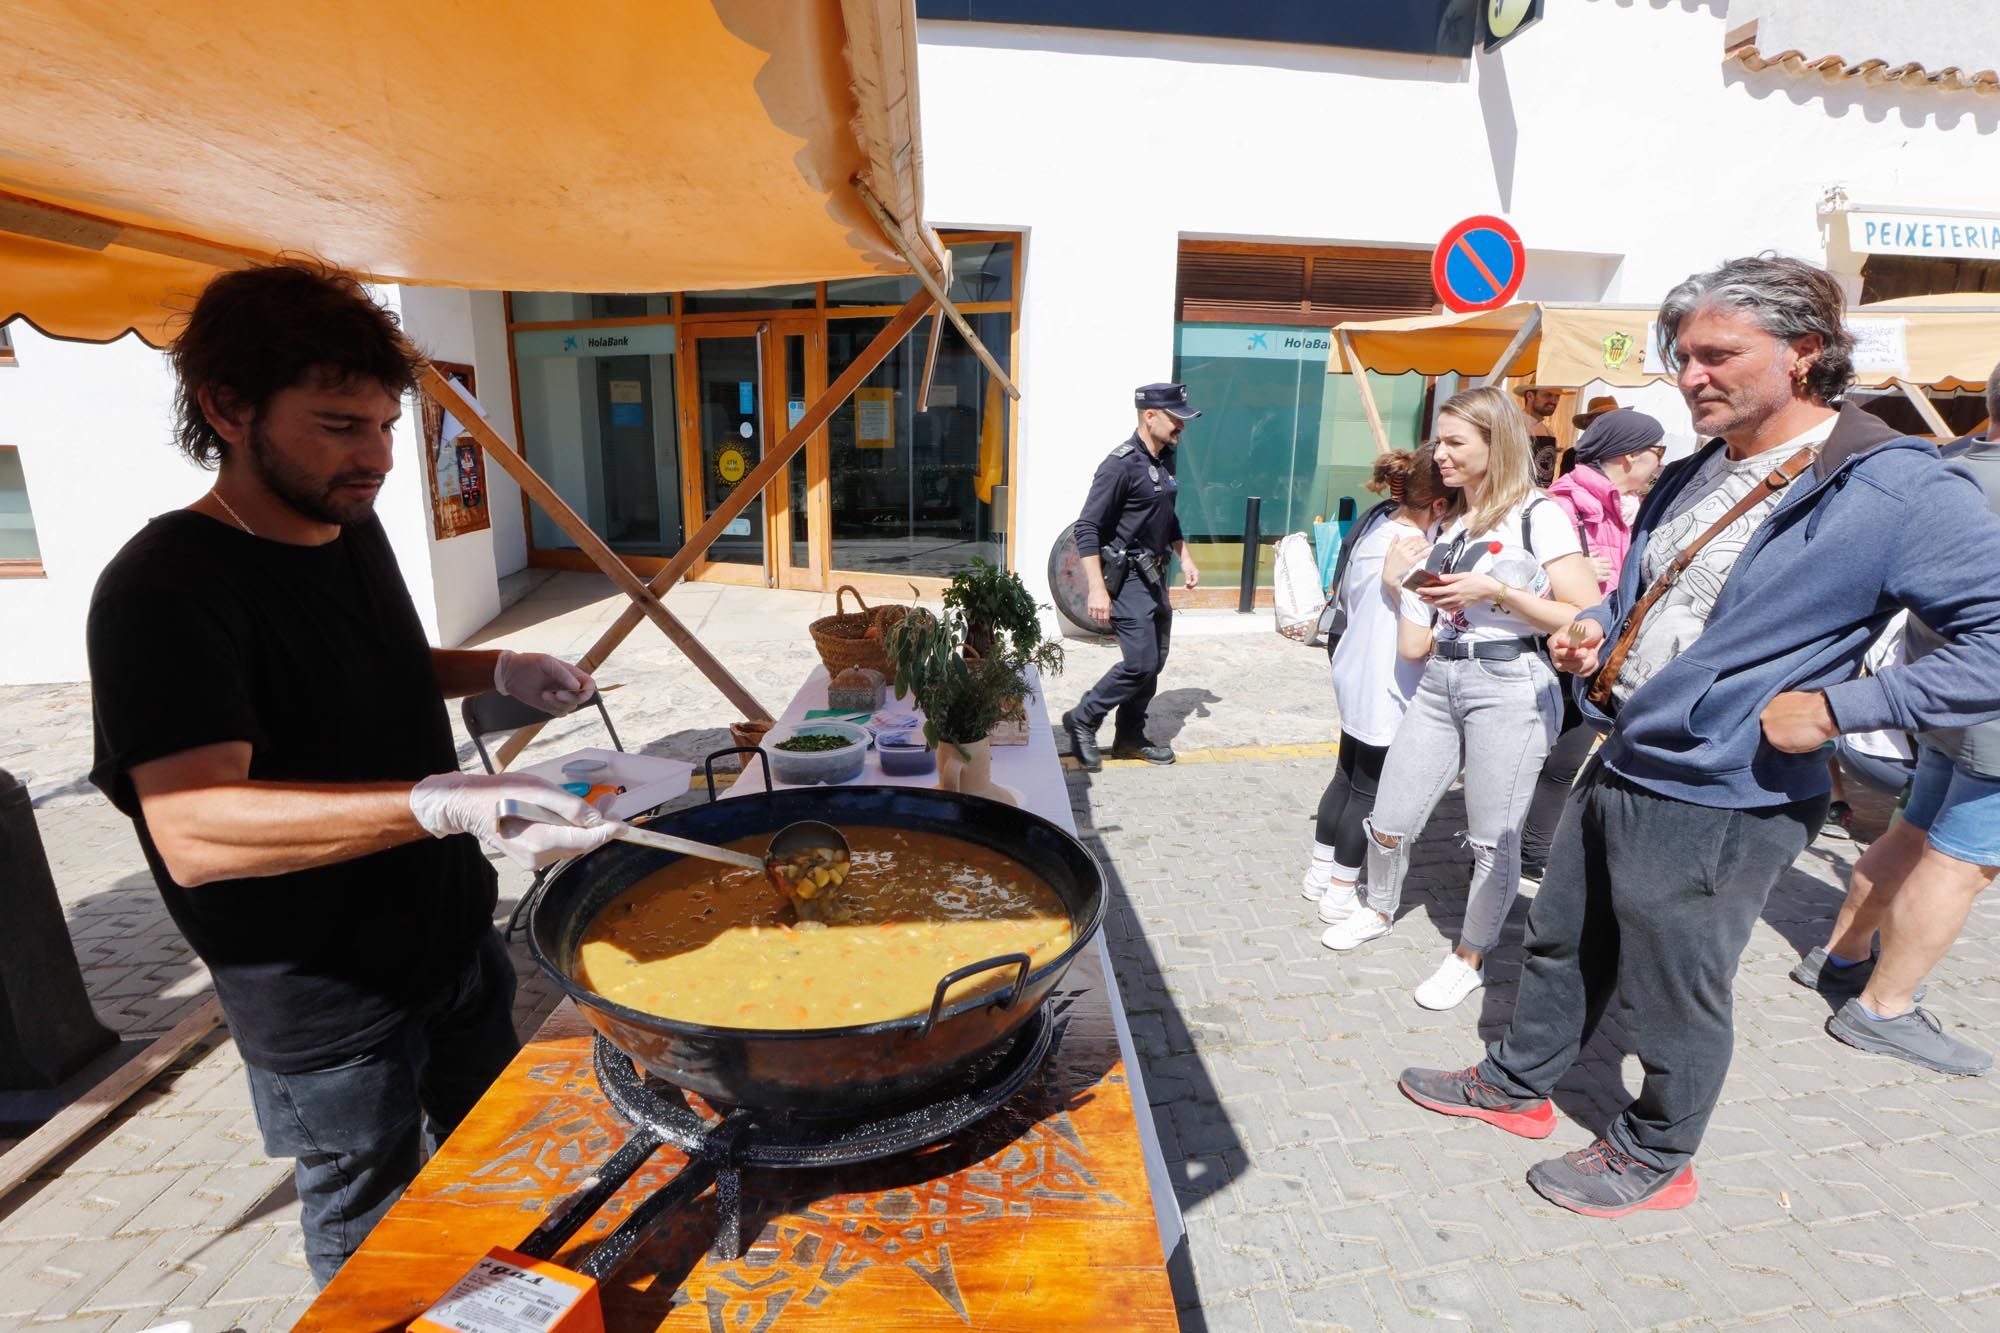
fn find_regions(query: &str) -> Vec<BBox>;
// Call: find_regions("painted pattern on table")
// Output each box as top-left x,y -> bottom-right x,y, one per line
434,989 -> 1128,1331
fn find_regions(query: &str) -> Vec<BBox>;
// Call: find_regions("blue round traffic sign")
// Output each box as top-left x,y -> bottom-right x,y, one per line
1431,215 -> 1525,313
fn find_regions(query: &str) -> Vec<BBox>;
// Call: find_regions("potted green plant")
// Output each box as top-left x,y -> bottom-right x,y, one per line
886,577 -> 1062,800
944,557 -> 1042,660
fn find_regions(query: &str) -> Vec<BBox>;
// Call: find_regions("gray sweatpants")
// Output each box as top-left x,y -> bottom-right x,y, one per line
1363,653 -> 1563,953
1480,761 -> 1825,1169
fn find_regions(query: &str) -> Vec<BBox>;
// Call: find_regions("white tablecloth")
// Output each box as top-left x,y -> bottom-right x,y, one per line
719,664 -> 1185,1256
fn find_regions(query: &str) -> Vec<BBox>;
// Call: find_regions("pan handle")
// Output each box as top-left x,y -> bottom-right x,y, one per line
917,952 -> 1033,1038
702,746 -> 771,802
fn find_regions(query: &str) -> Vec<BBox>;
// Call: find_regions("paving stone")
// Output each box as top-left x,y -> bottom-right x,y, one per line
2,1170 -> 171,1243
1280,1278 -> 1379,1331
74,1229 -> 199,1313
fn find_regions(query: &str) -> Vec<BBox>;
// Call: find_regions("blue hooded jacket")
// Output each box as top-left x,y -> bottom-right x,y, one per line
1577,402 -> 2000,808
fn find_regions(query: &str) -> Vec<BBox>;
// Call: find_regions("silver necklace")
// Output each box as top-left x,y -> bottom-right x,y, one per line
212,492 -> 256,537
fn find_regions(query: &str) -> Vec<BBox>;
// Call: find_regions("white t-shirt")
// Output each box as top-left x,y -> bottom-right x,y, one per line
1330,514 -> 1430,745
1400,496 -> 1582,644
1612,416 -> 1835,706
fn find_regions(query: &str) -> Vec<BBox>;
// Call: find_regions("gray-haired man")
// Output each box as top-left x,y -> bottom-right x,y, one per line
1399,258 -> 2000,1217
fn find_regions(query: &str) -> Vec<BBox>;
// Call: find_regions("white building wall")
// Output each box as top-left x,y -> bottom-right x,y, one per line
0,286 -> 513,683
0,325 -> 196,684
917,0 -> 1999,601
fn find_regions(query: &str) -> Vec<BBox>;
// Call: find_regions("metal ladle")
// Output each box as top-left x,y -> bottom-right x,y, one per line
494,800 -> 851,915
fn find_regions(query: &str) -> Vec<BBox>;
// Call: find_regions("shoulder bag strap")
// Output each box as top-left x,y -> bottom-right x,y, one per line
1327,500 -> 1396,598
1586,447 -> 1818,709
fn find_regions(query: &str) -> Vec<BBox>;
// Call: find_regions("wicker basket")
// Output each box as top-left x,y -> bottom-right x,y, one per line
729,719 -> 774,752
808,585 -> 908,676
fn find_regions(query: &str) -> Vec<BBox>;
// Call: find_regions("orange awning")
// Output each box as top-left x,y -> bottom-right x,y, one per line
1328,299 -> 2000,392
0,0 -> 943,346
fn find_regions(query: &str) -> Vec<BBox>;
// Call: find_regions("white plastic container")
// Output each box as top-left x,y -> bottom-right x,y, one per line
762,720 -> 870,785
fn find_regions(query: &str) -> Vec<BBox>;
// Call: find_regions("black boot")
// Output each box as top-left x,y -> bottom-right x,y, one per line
1061,710 -> 1101,771
1110,733 -> 1175,765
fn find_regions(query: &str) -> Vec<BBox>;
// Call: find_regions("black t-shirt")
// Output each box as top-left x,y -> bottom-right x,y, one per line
87,510 -> 497,1073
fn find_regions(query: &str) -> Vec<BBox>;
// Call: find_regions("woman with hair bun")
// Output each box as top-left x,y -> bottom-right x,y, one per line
1300,444 -> 1454,920
1322,386 -> 1598,1013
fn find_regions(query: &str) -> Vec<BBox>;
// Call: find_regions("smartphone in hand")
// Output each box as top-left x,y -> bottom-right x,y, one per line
1402,568 -> 1445,592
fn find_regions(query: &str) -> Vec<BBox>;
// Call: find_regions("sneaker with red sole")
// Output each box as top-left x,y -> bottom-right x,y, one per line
1526,1139 -> 1699,1217
1397,1066 -> 1557,1139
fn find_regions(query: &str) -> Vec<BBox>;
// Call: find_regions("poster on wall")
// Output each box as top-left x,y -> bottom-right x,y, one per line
422,361 -> 492,541
856,387 -> 895,449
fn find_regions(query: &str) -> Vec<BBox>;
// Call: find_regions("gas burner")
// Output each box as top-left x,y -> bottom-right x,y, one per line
513,1003 -> 1063,1283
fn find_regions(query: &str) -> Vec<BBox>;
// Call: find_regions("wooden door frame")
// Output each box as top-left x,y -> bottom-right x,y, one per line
678,319 -> 776,587
764,316 -> 830,591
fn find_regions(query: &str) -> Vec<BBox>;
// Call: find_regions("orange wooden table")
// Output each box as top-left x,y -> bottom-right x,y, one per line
298,940 -> 1176,1331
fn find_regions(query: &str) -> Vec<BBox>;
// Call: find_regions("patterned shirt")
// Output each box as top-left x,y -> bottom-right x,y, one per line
1612,416 -> 1836,706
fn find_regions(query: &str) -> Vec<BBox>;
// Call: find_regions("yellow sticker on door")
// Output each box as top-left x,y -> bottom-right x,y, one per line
716,446 -> 748,484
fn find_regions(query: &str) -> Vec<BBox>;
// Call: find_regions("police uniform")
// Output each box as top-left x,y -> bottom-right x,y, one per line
1062,382 -> 1199,769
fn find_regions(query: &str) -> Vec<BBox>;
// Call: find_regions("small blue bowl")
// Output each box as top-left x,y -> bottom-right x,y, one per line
877,735 -> 935,776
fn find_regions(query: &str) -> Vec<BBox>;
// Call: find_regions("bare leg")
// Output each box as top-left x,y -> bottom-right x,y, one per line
1858,841 -> 1999,1017
1825,818 -> 1927,961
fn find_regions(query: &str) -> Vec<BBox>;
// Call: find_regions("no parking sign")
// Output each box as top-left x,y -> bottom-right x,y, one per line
1431,215 -> 1525,313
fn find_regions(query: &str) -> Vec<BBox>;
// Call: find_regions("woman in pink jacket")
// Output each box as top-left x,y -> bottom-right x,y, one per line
1520,409 -> 1668,882
1545,409 -> 1667,594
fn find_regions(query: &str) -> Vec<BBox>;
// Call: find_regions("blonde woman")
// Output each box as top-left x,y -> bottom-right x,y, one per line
1321,386 -> 1597,1011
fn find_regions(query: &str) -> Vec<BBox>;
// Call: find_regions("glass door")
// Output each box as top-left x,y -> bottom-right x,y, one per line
683,324 -> 771,585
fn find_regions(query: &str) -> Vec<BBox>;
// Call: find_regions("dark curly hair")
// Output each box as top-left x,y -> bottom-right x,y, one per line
169,259 -> 425,468
1655,254 -> 1856,405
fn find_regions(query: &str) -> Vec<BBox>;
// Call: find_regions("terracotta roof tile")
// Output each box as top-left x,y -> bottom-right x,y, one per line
1724,35 -> 2000,94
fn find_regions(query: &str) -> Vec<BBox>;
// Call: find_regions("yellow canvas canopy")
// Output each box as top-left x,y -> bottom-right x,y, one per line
1327,298 -> 2000,392
0,0 -> 1013,753
0,0 -> 944,346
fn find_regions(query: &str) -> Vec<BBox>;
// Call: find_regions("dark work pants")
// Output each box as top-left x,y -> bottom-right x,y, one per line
244,929 -> 521,1285
1073,575 -> 1173,737
1478,761 -> 1825,1171
1316,730 -> 1391,868
1520,694 -> 1597,868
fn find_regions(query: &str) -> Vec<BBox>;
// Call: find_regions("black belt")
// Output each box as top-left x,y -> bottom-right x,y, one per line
1434,637 -> 1538,661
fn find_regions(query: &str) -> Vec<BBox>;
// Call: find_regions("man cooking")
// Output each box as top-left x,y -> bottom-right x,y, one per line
86,261 -> 624,1283
1517,382 -> 1563,485
1062,382 -> 1202,770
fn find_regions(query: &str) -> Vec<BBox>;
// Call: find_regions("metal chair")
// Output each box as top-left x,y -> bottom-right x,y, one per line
460,689 -> 625,941
461,689 -> 624,775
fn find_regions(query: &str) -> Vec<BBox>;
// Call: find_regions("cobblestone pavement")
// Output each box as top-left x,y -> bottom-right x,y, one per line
1080,759 -> 2000,1331
4,579 -> 1995,1329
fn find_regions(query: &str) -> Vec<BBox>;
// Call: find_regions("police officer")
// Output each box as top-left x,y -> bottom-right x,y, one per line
1061,382 -> 1201,770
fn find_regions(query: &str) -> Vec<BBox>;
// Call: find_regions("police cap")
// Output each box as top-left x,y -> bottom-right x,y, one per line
1134,382 -> 1201,420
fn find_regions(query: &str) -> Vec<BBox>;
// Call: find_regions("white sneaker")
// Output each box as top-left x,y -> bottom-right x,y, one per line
1316,883 -> 1364,924
1321,910 -> 1391,952
1300,871 -> 1329,901
1413,954 -> 1486,1011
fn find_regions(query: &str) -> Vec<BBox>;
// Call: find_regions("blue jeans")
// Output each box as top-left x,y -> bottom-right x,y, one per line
1902,746 -> 2000,867
243,928 -> 520,1285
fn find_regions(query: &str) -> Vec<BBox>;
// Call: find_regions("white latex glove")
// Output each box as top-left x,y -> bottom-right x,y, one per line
494,650 -> 595,716
410,773 -> 626,870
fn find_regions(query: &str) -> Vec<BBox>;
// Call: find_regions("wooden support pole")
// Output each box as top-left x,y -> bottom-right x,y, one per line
1338,332 -> 1391,455
1473,308 -> 1545,390
917,311 -> 945,412
853,179 -> 1020,400
490,288 -> 940,767
1894,378 -> 1953,438
418,367 -> 771,732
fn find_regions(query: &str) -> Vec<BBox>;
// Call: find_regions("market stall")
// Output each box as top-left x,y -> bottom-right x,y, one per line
297,662 -> 1181,1331
1324,296 -> 2000,451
